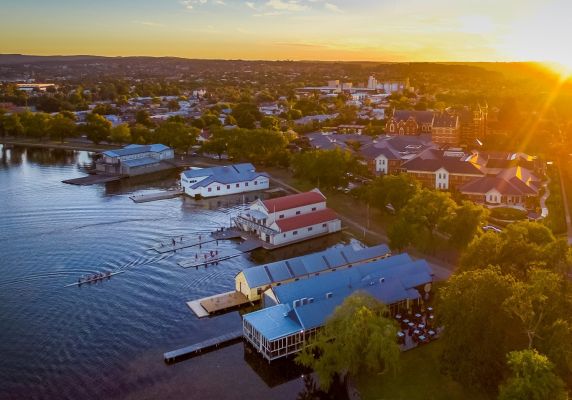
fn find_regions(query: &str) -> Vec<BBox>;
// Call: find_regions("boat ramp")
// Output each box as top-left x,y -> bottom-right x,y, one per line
163,329 -> 243,364
186,291 -> 252,318
62,175 -> 123,186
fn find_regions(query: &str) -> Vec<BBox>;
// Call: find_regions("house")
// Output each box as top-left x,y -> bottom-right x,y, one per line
234,189 -> 341,247
402,148 -> 484,190
431,112 -> 460,146
180,163 -> 269,198
235,243 -> 391,301
459,166 -> 541,208
337,124 -> 366,135
96,144 -> 174,176
386,110 -> 434,135
242,253 -> 433,361
359,135 -> 434,175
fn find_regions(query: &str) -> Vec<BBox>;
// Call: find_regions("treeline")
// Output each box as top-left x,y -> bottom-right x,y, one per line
437,220 -> 571,397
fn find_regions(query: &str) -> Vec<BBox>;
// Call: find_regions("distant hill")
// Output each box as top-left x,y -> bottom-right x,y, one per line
0,54 -> 110,65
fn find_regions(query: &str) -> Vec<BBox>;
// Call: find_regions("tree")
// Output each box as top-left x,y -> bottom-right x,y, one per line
2,113 -> 24,137
130,124 -> 153,144
442,200 -> 489,249
83,113 -> 111,144
109,124 -> 131,144
48,113 -> 77,143
391,189 -> 456,251
261,116 -> 280,131
201,128 -> 229,159
296,292 -> 400,391
291,148 -> 364,189
438,267 -> 516,393
135,109 -> 154,127
388,219 -> 414,252
154,121 -> 198,153
167,99 -> 180,111
21,111 -> 51,140
366,174 -> 420,213
498,349 -> 567,400
460,221 -> 569,279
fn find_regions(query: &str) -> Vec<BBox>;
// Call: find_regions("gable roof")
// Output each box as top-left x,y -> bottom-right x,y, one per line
102,143 -> 170,157
182,163 -> 268,189
239,243 -> 391,289
273,208 -> 338,232
262,189 -> 325,213
432,112 -> 459,128
403,151 -> 483,175
393,110 -> 434,125
459,176 -> 537,196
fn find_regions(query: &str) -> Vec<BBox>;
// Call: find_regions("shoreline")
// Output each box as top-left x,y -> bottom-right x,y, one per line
0,137 -> 119,152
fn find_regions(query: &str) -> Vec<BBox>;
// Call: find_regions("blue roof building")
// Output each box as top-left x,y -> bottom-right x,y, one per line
180,163 -> 269,198
96,144 -> 174,176
235,243 -> 391,301
242,254 -> 433,361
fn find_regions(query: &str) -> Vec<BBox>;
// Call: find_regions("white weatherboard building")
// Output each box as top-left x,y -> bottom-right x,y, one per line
180,163 -> 269,198
234,189 -> 342,247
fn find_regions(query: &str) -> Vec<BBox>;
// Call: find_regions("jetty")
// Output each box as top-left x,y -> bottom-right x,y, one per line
186,291 -> 252,318
163,329 -> 243,364
64,270 -> 125,288
129,189 -> 182,203
177,252 -> 243,269
62,175 -> 123,186
151,237 -> 218,254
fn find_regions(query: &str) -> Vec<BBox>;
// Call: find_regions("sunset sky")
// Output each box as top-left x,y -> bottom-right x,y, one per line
1,0 -> 571,66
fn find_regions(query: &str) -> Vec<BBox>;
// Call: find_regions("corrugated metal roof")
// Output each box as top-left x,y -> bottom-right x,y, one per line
103,144 -> 170,158
122,157 -> 160,167
244,254 -> 432,341
274,208 -> 338,232
262,190 -> 325,213
239,243 -> 390,289
183,163 -> 268,189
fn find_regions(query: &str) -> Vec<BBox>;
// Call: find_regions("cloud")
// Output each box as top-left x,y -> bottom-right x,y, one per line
324,2 -> 341,12
180,0 -> 225,10
132,20 -> 165,27
265,0 -> 308,11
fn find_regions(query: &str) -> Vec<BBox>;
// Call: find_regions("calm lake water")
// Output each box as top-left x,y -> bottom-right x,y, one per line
0,145 -> 353,400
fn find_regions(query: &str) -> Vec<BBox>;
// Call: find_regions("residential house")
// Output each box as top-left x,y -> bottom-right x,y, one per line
359,135 -> 434,175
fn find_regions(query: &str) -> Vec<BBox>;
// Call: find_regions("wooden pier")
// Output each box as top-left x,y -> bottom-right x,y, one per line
186,291 -> 252,318
129,189 -> 182,203
151,237 -> 217,254
177,252 -> 243,269
62,175 -> 123,186
163,329 -> 243,363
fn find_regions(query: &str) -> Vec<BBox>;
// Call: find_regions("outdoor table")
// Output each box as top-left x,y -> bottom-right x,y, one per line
415,313 -> 422,318
397,331 -> 405,337
418,324 -> 425,329
419,335 -> 427,341
428,330 -> 436,336
413,329 -> 420,335
429,315 -> 434,320
408,322 -> 415,328
395,314 -> 402,320
403,319 -> 410,324
427,307 -> 433,312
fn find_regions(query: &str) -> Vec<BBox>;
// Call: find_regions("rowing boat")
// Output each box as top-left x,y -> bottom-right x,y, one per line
64,270 -> 126,288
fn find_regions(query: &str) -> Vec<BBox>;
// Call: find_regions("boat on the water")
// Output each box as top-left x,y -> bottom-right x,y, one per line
64,270 -> 125,288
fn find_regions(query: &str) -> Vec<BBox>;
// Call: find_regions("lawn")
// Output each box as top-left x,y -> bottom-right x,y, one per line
356,340 -> 490,400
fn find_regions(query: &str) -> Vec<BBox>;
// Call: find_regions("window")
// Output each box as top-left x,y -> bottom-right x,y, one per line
227,185 -> 230,189
217,186 -> 220,191
283,233 -> 286,237
322,223 -> 327,228
236,183 -> 240,188
279,214 -> 284,219
208,188 -> 212,192
245,182 -> 249,186
254,181 -> 258,185
293,231 -> 298,235
296,211 -> 301,215
311,207 -> 316,211
308,227 -> 313,232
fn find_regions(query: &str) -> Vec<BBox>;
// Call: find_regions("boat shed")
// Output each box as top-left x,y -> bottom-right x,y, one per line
235,243 -> 391,302
242,254 -> 433,361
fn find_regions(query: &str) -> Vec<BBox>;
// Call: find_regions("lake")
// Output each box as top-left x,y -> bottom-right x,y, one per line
0,145 -> 353,400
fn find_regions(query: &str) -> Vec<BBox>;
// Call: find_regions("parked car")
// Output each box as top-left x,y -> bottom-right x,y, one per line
482,225 -> 502,233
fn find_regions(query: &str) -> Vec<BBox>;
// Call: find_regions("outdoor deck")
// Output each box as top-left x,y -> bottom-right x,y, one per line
130,189 -> 182,203
163,329 -> 243,363
186,291 -> 252,318
62,174 -> 123,185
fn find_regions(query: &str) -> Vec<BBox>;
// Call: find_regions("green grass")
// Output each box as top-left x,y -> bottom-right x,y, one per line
489,207 -> 527,221
356,340 -> 490,400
